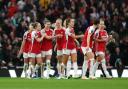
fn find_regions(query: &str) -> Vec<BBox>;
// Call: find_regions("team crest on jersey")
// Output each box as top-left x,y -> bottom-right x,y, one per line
61,31 -> 63,34
91,29 -> 94,33
95,33 -> 98,36
24,35 -> 27,39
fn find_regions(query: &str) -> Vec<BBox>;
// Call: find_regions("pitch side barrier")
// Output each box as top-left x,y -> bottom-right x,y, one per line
0,67 -> 128,78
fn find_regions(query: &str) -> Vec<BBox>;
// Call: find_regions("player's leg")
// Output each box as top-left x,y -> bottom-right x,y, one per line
62,54 -> 69,78
66,56 -> 72,78
86,51 -> 95,79
92,55 -> 100,77
27,53 -> 36,78
100,53 -> 112,78
34,53 -> 42,78
56,50 -> 64,78
81,56 -> 89,79
45,50 -> 52,79
81,47 -> 89,79
23,52 -> 29,78
70,49 -> 78,78
41,51 -> 46,78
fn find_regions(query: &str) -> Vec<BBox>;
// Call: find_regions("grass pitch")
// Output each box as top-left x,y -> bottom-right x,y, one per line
0,78 -> 127,89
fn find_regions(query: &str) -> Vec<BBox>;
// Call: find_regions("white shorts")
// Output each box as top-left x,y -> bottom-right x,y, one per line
28,53 -> 42,58
41,49 -> 52,57
23,52 -> 29,59
57,50 -> 64,56
63,48 -> 77,55
81,47 -> 92,55
95,51 -> 105,56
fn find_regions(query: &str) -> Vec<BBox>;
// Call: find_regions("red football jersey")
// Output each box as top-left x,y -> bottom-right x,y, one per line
22,31 -> 31,53
81,26 -> 96,48
29,30 -> 42,54
66,28 -> 76,49
41,29 -> 53,51
54,28 -> 66,50
94,29 -> 108,52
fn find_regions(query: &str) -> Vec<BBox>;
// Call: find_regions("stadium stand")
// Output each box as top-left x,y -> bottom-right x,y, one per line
0,0 -> 128,69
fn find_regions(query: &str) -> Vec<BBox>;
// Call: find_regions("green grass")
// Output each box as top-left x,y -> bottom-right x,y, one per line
0,78 -> 128,89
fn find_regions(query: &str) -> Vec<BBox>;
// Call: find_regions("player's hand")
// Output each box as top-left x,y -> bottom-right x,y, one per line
108,35 -> 113,41
54,46 -> 57,52
80,34 -> 84,38
17,53 -> 21,58
86,47 -> 90,51
76,41 -> 80,47
56,34 -> 63,38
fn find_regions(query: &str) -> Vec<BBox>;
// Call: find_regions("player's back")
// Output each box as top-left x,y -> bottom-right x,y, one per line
81,26 -> 95,48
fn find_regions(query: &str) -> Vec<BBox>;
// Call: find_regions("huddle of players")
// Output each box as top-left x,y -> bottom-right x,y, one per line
18,18 -> 112,79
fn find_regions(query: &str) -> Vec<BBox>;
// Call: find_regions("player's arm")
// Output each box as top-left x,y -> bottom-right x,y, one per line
54,43 -> 57,51
67,28 -> 84,39
108,35 -> 115,42
106,35 -> 115,45
87,32 -> 91,47
65,28 -> 73,38
35,35 -> 44,42
17,38 -> 26,58
74,39 -> 80,47
95,38 -> 106,42
44,34 -> 62,39
74,34 -> 84,39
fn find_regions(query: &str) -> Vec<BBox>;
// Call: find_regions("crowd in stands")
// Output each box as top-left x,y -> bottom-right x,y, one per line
0,0 -> 128,68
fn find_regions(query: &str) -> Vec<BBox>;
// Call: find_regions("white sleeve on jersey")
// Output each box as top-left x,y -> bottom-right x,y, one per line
94,29 -> 99,38
65,28 -> 72,36
23,31 -> 28,39
88,26 -> 95,34
41,29 -> 46,36
31,31 -> 36,44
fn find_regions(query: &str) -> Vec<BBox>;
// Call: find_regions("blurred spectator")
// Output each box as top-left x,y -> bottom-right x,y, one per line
0,0 -> 128,67
105,50 -> 110,66
7,0 -> 18,18
109,47 -> 124,67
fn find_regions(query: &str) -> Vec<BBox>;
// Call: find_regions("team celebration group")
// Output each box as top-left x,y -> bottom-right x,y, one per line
18,18 -> 112,79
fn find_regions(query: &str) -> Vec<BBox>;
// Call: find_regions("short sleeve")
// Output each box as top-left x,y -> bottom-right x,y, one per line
41,29 -> 46,36
23,31 -> 28,39
31,31 -> 36,43
88,26 -> 95,34
65,28 -> 72,36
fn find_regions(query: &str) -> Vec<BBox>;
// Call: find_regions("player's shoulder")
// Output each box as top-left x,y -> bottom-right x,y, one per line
24,30 -> 29,34
89,25 -> 95,30
54,28 -> 57,31
62,27 -> 66,30
103,29 -> 107,33
88,25 -> 95,33
49,28 -> 54,32
24,31 -> 29,36
31,30 -> 36,35
66,27 -> 70,31
95,29 -> 100,33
